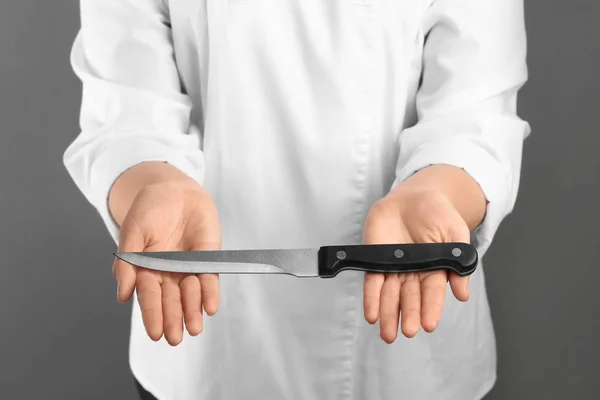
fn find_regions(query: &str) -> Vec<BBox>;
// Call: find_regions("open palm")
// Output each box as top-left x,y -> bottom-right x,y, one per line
363,190 -> 472,343
113,181 -> 222,345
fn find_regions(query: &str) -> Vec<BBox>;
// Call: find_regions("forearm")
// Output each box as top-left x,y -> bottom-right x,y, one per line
108,161 -> 194,227
389,164 -> 487,231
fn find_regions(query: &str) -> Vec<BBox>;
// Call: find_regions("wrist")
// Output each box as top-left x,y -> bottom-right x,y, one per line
388,164 -> 487,231
108,161 -> 200,226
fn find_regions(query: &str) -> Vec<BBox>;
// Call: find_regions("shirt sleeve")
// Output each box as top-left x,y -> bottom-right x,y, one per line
63,0 -> 205,243
390,0 -> 531,256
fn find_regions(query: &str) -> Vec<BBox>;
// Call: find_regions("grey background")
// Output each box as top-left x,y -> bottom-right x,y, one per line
0,0 -> 598,399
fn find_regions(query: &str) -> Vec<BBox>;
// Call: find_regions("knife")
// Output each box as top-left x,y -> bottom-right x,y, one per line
114,242 -> 478,278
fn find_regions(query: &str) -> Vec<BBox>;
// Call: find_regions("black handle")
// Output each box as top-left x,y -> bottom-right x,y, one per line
317,242 -> 478,278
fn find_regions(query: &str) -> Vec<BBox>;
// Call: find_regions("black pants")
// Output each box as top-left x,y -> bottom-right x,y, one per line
134,377 -> 158,400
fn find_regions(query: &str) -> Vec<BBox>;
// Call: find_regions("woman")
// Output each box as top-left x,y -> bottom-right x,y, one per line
64,0 -> 530,399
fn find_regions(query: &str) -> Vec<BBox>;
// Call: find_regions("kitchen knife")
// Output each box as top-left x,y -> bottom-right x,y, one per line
114,242 -> 478,278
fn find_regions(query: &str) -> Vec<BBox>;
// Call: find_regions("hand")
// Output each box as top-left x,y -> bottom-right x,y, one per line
362,188 -> 472,343
112,175 -> 222,346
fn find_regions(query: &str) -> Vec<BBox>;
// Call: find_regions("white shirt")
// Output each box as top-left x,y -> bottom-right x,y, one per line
63,1 -> 530,399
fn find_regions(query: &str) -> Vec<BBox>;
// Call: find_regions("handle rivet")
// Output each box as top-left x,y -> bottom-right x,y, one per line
394,249 -> 404,258
336,251 -> 347,260
452,248 -> 462,257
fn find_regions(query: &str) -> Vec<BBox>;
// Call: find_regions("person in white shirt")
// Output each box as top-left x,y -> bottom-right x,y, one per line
63,1 -> 531,399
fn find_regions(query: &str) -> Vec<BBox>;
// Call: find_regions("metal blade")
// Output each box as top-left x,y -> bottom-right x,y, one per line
114,248 -> 320,277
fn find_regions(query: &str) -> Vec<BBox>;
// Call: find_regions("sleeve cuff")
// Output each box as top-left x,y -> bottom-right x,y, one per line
390,139 -> 512,256
88,137 -> 206,244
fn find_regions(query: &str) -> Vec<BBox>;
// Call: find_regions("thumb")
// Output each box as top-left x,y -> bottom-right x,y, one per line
362,201 -> 407,245
114,222 -> 144,303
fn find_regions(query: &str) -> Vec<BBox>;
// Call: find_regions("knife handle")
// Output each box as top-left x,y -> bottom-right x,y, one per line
317,242 -> 478,278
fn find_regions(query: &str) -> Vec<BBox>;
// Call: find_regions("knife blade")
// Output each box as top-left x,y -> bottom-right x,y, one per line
114,242 -> 478,278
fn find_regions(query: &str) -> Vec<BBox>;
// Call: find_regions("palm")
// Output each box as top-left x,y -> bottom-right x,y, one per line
115,181 -> 221,345
362,191 -> 471,343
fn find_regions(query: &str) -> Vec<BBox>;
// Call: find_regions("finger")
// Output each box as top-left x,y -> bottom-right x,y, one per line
187,224 -> 222,316
449,272 -> 470,302
180,275 -> 203,336
136,269 -> 163,341
379,274 -> 401,343
400,276 -> 421,338
447,216 -> 471,302
363,273 -> 385,324
420,271 -> 448,332
114,223 -> 144,303
362,200 -> 409,325
199,274 -> 220,316
362,211 -> 395,325
162,276 -> 184,346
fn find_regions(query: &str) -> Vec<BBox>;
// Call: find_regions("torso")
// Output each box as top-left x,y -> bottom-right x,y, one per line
129,2 -> 497,399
